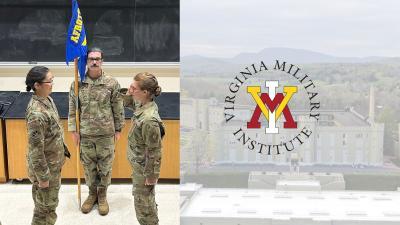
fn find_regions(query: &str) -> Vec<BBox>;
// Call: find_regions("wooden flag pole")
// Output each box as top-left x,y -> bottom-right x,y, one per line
74,58 -> 82,209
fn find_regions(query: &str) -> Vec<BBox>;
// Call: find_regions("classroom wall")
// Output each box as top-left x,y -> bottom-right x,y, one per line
0,63 -> 180,92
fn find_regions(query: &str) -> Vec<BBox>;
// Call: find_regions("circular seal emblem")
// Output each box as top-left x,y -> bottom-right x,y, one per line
223,60 -> 320,155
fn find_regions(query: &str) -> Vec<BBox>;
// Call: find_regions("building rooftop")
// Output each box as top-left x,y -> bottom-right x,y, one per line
332,110 -> 370,127
181,188 -> 400,223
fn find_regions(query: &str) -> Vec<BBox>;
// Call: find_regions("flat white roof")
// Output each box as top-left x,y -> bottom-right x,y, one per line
181,188 -> 400,222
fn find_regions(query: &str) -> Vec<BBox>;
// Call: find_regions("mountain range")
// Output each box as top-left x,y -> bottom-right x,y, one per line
181,47 -> 399,75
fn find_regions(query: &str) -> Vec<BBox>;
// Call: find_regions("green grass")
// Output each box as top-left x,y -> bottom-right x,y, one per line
183,172 -> 249,188
344,173 -> 400,191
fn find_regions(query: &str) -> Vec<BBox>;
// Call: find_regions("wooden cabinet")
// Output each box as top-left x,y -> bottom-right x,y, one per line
6,119 -> 179,180
0,120 -> 7,182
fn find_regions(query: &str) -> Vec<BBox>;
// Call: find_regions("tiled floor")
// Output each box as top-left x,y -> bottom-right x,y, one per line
0,183 -> 179,225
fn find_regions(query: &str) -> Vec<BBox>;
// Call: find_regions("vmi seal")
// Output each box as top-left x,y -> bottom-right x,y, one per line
224,60 -> 320,155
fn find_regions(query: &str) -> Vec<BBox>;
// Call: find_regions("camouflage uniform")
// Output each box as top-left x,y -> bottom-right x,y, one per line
124,97 -> 164,225
26,95 -> 65,225
68,72 -> 124,193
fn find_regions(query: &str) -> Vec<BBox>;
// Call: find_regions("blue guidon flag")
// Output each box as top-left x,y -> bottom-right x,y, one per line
66,0 -> 87,81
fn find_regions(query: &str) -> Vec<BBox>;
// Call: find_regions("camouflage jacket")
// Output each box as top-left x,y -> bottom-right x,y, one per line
127,101 -> 164,179
68,72 -> 125,137
26,95 -> 65,182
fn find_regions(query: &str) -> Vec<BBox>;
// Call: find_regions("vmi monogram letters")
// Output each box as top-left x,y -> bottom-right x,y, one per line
247,81 -> 297,134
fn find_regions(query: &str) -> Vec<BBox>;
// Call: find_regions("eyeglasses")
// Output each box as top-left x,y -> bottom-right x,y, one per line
40,80 -> 54,84
88,57 -> 103,62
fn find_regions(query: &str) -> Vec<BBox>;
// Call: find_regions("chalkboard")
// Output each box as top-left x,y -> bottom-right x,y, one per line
0,0 -> 179,62
0,91 -> 19,118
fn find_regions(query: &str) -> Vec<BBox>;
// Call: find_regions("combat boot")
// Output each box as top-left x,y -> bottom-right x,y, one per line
98,187 -> 109,215
81,188 -> 97,214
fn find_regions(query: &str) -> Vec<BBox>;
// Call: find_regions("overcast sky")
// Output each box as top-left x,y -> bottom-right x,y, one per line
181,0 -> 400,58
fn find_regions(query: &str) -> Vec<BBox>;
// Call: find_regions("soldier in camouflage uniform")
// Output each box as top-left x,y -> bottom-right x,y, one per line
122,72 -> 164,225
68,48 -> 125,215
25,66 -> 66,225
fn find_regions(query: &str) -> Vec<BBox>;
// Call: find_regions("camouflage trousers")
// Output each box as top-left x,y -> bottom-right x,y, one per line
30,173 -> 61,225
80,136 -> 115,192
130,161 -> 159,225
